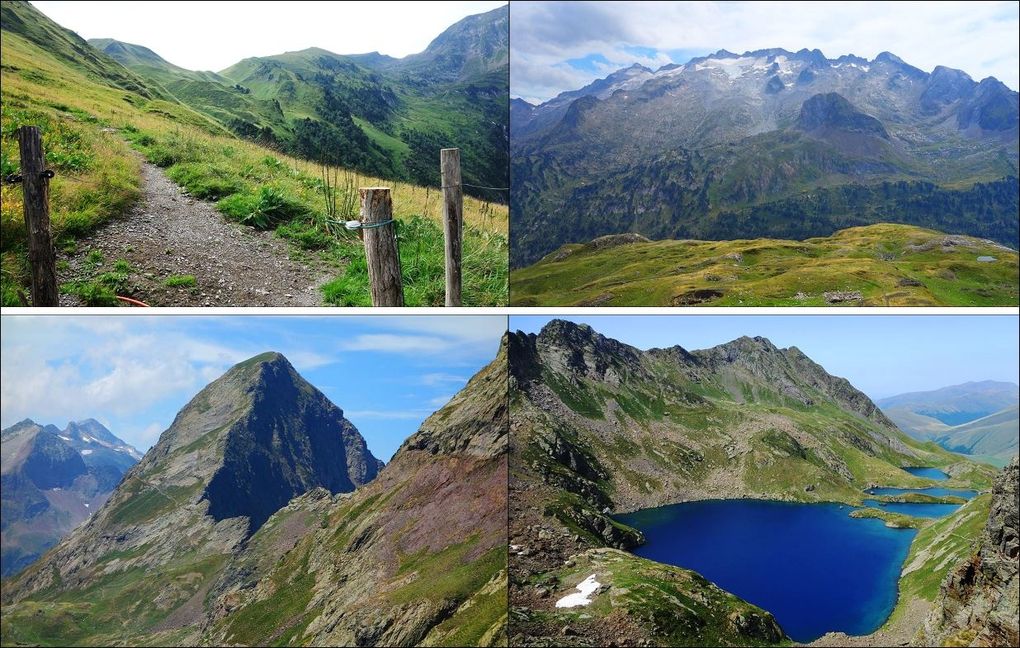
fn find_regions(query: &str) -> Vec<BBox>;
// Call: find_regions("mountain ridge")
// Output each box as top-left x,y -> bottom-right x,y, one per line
0,418 -> 139,577
83,4 -> 509,194
508,319 -> 995,646
2,343 -> 508,646
511,45 -> 1019,268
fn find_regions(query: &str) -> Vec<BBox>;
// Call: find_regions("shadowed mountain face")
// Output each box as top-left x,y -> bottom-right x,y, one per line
1,344 -> 507,647
511,48 -> 1019,267
199,353 -> 382,531
1,419 -> 140,577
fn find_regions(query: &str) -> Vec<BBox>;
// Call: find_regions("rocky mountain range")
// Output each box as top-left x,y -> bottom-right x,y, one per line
511,48 -> 1019,267
508,319 -> 993,645
922,456 -> 1019,646
5,1 -> 508,194
880,381 -> 1019,463
1,345 -> 507,646
0,418 -> 139,577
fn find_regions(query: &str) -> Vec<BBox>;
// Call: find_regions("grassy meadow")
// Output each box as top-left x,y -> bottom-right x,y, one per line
510,223 -> 1019,307
1,27 -> 507,306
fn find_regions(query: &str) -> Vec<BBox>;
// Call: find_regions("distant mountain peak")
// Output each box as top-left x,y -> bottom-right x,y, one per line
797,92 -> 889,138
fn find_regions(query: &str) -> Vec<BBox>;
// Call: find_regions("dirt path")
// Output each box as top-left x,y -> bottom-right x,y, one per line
58,161 -> 327,306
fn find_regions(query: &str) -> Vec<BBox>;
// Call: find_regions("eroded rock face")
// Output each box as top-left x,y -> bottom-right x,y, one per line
921,456 -> 1019,647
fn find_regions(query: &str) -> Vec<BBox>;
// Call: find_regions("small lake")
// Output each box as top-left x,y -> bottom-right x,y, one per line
901,467 -> 949,481
862,499 -> 961,518
616,499 -> 915,643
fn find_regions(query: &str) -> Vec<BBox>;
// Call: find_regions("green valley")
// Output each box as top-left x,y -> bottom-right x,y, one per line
1,1 -> 508,306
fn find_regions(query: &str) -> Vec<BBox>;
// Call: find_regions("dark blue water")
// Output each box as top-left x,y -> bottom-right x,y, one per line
866,487 -> 977,500
616,500 -> 915,643
901,467 -> 949,481
862,499 -> 961,518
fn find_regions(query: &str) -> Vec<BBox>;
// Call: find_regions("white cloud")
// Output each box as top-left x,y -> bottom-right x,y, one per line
512,1 -> 1020,102
135,422 -> 166,447
420,372 -> 469,386
428,394 -> 454,408
32,1 -> 506,71
280,350 -> 337,370
341,334 -> 450,354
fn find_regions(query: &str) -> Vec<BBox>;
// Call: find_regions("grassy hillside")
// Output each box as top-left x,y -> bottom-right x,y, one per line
1,1 -> 507,306
91,6 -> 509,195
510,223 -> 1018,306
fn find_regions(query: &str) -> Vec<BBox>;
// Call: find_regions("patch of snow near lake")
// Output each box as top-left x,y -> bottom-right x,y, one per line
81,449 -> 93,455
59,435 -> 71,441
555,574 -> 601,608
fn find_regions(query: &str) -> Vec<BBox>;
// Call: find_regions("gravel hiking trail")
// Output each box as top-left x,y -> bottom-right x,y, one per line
58,161 -> 327,306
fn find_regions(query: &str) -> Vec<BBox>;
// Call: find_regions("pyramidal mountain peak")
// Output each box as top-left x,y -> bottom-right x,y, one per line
3,341 -> 509,646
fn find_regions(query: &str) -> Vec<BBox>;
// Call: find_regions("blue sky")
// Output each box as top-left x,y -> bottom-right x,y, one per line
511,315 -> 1019,400
32,1 -> 506,71
0,315 -> 505,461
511,1 -> 1019,103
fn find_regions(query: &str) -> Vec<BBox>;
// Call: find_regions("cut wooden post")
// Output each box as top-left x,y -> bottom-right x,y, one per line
16,126 -> 58,307
441,147 -> 463,307
359,187 -> 403,307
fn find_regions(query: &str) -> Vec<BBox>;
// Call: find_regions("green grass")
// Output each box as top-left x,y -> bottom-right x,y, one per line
105,480 -> 203,526
511,223 -> 1019,307
880,494 -> 993,632
221,548 -> 316,647
1,6 -> 508,307
389,538 -> 505,607
0,554 -> 228,646
537,549 -> 788,647
163,274 -> 196,288
848,507 -> 928,529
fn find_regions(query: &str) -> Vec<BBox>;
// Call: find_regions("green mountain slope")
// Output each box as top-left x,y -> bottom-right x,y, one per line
1,1 -> 508,306
510,223 -> 1019,306
1,344 -> 508,646
508,320 -> 995,645
90,4 -> 509,194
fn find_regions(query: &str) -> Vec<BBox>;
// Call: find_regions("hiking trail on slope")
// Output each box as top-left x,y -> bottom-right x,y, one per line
58,161 -> 328,306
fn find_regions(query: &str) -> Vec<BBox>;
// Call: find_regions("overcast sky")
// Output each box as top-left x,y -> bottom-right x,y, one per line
1,315 -> 505,462
511,1 -> 1020,104
32,1 -> 506,71
511,315 -> 1020,401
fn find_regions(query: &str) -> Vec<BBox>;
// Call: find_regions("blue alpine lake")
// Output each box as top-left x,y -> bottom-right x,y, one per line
901,467 -> 949,480
862,499 -> 961,518
615,499 -> 916,643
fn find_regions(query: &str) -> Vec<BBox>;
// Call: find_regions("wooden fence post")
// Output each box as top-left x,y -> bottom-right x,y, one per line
359,187 -> 403,307
16,126 -> 59,307
441,148 -> 462,307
